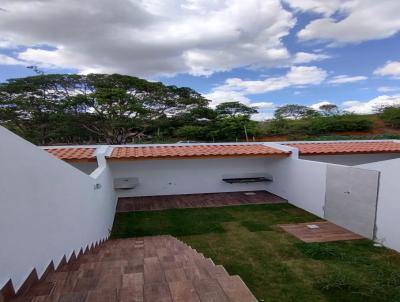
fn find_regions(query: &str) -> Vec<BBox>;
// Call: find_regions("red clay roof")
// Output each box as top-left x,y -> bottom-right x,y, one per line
288,141 -> 400,155
45,148 -> 96,161
109,144 -> 290,160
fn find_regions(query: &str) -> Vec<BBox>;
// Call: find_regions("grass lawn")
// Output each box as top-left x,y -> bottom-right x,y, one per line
111,203 -> 400,302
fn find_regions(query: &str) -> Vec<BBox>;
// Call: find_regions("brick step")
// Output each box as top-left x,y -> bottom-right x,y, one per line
22,277 -> 256,302
217,275 -> 258,302
10,236 -> 257,302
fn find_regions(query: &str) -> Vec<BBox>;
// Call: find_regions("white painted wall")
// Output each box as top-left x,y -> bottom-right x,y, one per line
265,158 -> 328,217
109,157 -> 276,197
0,127 -> 117,291
358,158 -> 400,252
301,153 -> 400,166
109,155 -> 327,219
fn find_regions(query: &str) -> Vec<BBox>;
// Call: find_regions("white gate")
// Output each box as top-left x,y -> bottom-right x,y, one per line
325,165 -> 380,239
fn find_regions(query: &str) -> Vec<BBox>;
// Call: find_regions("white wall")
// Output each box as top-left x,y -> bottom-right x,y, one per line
109,156 -> 327,218
265,158 -> 328,217
301,153 -> 400,166
0,127 -> 117,291
358,158 -> 400,252
110,157 -> 276,197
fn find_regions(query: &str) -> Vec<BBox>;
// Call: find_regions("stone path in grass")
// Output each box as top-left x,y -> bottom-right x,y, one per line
278,221 -> 364,243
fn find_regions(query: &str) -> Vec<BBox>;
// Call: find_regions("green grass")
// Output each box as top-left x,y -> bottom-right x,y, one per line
111,203 -> 400,302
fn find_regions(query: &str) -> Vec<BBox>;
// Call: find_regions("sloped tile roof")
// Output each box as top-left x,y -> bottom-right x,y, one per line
45,148 -> 96,161
287,141 -> 400,155
108,144 -> 290,160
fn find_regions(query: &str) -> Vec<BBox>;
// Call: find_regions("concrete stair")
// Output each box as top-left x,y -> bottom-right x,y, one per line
10,236 -> 257,302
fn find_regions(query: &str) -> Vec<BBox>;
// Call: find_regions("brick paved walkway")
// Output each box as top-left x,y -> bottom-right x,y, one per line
117,191 -> 286,212
11,236 -> 257,302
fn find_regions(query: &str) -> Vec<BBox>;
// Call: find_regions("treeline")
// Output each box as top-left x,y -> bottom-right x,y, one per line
1,73 -> 399,145
0,74 -> 258,144
262,103 -> 400,137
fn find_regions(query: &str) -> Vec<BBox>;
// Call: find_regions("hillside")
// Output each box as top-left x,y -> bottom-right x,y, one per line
256,114 -> 400,142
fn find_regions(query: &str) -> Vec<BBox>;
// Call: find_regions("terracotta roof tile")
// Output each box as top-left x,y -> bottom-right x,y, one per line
287,141 -> 400,155
45,148 -> 96,161
109,144 -> 290,160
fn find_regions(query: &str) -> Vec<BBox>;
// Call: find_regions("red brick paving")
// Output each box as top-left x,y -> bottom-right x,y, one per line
117,191 -> 287,212
11,236 -> 257,302
278,221 -> 364,243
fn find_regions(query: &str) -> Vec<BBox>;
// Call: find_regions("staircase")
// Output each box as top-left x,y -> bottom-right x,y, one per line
11,236 -> 257,302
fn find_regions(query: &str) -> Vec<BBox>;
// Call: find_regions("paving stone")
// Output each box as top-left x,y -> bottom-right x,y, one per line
10,236 -> 256,302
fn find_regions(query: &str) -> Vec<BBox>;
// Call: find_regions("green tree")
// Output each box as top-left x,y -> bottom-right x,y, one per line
0,73 -> 209,144
175,125 -> 207,140
274,104 -> 319,119
380,106 -> 400,128
319,104 -> 340,116
209,116 -> 259,141
215,101 -> 258,118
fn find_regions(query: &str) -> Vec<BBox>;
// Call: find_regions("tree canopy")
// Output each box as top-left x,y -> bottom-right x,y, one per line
319,104 -> 340,116
215,101 -> 257,117
0,74 -> 211,144
0,73 -> 259,144
274,104 -> 319,120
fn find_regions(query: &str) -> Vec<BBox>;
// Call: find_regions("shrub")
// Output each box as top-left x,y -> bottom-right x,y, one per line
175,125 -> 207,140
262,118 -> 291,135
306,114 -> 373,134
262,114 -> 373,136
380,106 -> 400,128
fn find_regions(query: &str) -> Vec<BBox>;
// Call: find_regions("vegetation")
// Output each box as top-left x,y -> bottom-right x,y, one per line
302,134 -> 400,141
0,72 -> 398,144
274,104 -> 319,119
380,106 -> 400,128
262,114 -> 373,136
112,203 -> 400,302
0,74 -> 257,144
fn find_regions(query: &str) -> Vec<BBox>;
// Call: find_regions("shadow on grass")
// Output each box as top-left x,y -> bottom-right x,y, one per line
111,206 -> 235,238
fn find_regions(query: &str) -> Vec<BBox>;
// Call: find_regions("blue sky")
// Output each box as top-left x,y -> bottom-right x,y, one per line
1,0 -> 400,119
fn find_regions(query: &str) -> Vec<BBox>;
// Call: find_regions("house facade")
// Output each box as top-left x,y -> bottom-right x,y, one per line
1,125 -> 400,298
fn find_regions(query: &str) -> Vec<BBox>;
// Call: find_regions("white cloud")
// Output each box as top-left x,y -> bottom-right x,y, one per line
343,95 -> 400,114
204,65 -> 326,111
202,90 -> 275,121
292,52 -> 330,64
251,102 -> 275,109
203,89 -> 252,107
0,54 -> 26,65
284,0 -> 343,16
378,86 -> 400,93
252,111 -> 275,121
327,75 -> 367,84
218,66 -> 327,95
310,101 -> 334,110
374,61 -> 400,79
287,0 -> 400,44
0,0 -> 296,77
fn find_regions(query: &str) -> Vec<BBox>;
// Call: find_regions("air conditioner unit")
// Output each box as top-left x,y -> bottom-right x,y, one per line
114,177 -> 139,190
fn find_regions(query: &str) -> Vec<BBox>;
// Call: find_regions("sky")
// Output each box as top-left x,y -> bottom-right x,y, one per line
0,0 -> 400,120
